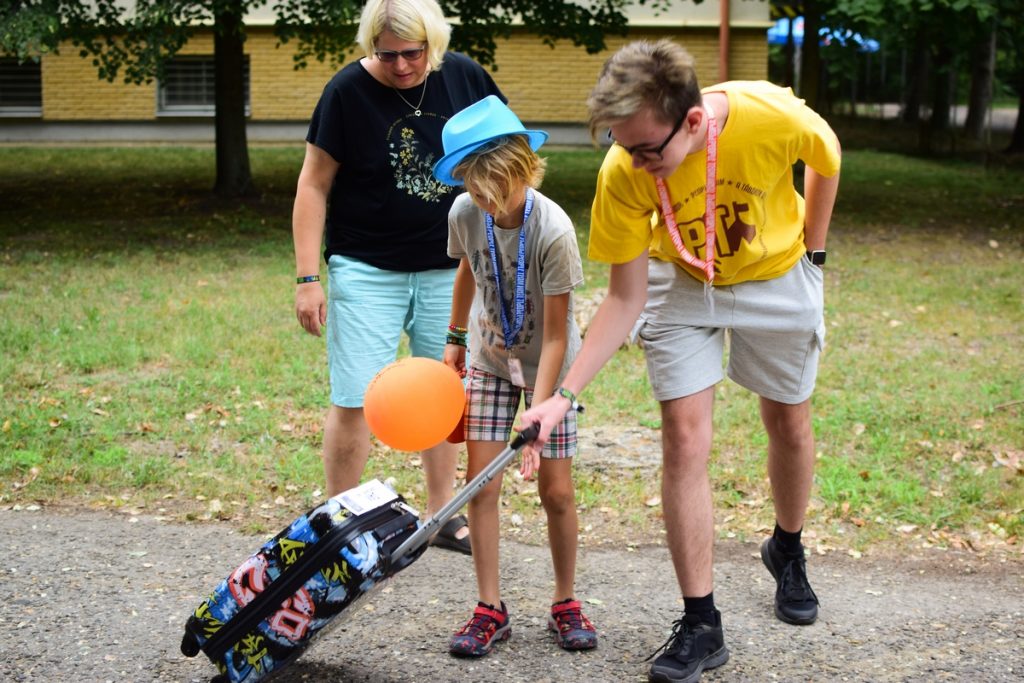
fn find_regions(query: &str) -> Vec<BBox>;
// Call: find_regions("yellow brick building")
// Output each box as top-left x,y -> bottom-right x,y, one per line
1,1 -> 772,142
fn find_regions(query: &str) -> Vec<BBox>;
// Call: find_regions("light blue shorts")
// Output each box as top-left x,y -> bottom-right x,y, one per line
637,256 -> 826,405
326,255 -> 456,407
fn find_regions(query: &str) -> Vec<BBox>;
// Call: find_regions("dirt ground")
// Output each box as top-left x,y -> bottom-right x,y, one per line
2,500 -> 1022,683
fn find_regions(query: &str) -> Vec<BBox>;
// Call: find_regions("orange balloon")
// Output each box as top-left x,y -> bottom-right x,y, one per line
364,357 -> 467,452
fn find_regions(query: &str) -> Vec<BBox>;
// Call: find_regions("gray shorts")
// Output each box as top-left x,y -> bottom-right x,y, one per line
637,256 -> 826,404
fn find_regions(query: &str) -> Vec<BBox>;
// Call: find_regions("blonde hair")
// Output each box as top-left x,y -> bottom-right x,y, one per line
454,135 -> 547,211
587,39 -> 703,140
356,0 -> 451,71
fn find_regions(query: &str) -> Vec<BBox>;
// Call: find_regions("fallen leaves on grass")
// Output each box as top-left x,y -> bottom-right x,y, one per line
11,467 -> 39,490
992,449 -> 1023,472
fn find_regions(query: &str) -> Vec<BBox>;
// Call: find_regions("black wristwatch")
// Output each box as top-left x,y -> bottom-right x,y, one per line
806,250 -> 827,267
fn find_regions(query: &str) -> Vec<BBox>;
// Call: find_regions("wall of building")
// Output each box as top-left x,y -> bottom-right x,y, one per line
4,2 -> 771,142
33,27 -> 767,122
494,27 -> 767,125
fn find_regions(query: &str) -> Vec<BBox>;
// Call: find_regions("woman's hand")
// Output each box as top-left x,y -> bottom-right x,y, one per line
295,283 -> 326,336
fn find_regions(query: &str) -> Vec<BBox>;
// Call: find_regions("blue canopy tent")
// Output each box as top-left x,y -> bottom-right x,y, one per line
768,16 -> 886,116
767,17 -> 880,53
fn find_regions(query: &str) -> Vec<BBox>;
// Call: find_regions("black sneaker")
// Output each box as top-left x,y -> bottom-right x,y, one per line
647,610 -> 729,683
760,537 -> 819,625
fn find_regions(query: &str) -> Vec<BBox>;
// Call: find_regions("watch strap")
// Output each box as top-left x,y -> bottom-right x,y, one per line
556,386 -> 584,413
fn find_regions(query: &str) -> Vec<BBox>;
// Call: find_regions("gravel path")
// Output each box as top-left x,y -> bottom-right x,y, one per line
2,508 -> 1021,682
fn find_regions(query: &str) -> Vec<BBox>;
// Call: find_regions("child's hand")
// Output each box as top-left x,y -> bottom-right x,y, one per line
443,344 -> 467,378
519,444 -> 540,480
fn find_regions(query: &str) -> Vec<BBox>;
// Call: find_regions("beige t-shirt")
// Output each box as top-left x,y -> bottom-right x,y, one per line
448,189 -> 584,386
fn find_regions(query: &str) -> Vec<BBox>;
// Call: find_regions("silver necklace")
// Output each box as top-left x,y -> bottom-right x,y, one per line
394,72 -> 428,116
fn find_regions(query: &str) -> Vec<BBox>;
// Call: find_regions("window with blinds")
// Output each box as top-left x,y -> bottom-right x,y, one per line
157,56 -> 250,116
0,58 -> 43,115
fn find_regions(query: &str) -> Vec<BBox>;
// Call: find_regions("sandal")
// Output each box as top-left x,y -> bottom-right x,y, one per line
430,514 -> 472,555
449,601 -> 510,657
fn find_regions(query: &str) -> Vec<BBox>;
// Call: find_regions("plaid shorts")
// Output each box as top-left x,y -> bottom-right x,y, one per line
464,367 -> 577,459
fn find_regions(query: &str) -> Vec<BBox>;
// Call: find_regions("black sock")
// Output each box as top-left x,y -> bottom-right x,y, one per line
683,592 -> 717,625
773,523 -> 803,555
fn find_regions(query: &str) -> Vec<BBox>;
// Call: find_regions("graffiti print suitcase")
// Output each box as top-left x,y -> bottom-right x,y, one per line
180,479 -> 425,682
181,425 -> 537,683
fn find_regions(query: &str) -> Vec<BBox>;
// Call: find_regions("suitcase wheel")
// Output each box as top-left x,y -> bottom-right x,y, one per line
180,631 -> 201,658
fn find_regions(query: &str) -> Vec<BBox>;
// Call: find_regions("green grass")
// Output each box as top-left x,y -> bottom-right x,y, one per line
1,136 -> 1022,557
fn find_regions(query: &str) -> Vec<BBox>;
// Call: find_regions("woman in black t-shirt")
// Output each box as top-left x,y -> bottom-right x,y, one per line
291,0 -> 504,556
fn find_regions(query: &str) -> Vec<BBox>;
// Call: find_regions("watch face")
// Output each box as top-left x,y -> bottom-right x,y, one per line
808,250 -> 826,266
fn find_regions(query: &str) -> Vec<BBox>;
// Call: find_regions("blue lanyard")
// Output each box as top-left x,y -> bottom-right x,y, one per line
484,188 -> 534,352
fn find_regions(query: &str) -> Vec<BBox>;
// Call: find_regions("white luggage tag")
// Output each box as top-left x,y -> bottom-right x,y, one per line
336,479 -> 399,515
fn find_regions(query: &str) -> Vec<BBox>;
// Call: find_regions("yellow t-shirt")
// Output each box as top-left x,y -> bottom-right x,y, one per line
589,81 -> 841,285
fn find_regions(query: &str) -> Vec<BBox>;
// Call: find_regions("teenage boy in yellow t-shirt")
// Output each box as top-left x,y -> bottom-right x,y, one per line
521,40 -> 841,683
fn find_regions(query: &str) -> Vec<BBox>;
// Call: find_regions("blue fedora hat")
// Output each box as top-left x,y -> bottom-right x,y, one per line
433,95 -> 548,186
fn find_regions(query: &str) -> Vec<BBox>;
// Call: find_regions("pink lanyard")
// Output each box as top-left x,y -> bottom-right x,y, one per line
654,105 -> 718,284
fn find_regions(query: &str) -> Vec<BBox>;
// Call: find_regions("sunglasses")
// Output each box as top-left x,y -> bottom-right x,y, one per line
608,115 -> 685,162
374,46 -> 426,63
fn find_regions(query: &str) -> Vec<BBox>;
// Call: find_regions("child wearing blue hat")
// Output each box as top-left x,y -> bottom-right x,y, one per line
433,96 -> 598,657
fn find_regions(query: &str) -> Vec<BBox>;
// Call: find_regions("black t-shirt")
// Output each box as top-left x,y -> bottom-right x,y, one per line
306,52 -> 505,272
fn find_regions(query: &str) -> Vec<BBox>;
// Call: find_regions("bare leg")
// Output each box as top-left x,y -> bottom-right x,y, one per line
421,439 -> 461,516
660,386 -> 716,597
538,458 -> 578,602
465,441 -> 505,607
322,408 -> 465,546
761,397 -> 815,533
322,405 -> 371,497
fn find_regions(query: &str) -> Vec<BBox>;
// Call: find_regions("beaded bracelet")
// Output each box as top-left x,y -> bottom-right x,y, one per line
448,324 -> 468,335
296,275 -> 320,284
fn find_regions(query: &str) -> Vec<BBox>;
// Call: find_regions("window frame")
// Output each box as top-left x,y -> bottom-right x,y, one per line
156,55 -> 250,117
0,58 -> 43,117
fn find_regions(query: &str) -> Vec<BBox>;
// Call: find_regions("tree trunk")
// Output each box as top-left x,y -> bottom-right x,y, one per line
920,44 -> 954,154
213,1 -> 255,198
929,46 -> 954,131
799,1 -> 821,111
784,19 -> 795,88
1007,89 -> 1024,154
902,31 -> 929,124
963,19 -> 997,141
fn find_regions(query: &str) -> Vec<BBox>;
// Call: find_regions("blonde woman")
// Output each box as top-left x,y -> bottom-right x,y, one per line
292,0 -> 503,555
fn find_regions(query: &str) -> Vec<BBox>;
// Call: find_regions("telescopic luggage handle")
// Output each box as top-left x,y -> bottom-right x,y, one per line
389,424 -> 539,564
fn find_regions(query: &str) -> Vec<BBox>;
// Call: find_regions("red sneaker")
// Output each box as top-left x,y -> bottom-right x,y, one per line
449,601 -> 511,657
548,599 -> 598,650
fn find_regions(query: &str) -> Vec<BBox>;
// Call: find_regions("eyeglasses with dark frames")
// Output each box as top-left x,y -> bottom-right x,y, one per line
374,46 -> 427,63
608,115 -> 686,162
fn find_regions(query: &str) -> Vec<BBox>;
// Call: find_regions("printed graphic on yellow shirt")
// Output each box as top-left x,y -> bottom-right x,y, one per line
658,177 -> 765,273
